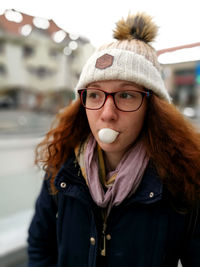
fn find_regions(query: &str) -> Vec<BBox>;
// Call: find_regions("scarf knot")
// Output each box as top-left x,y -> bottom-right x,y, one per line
75,135 -> 149,215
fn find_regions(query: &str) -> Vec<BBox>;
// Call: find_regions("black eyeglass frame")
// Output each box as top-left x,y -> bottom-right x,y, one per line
78,88 -> 151,112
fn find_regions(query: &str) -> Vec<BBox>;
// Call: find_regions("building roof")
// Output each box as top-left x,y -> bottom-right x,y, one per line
157,42 -> 200,56
0,9 -> 68,41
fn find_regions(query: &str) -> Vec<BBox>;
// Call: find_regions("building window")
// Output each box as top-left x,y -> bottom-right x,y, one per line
23,45 -> 34,58
173,69 -> 196,108
0,40 -> 5,54
49,48 -> 60,59
0,64 -> 7,75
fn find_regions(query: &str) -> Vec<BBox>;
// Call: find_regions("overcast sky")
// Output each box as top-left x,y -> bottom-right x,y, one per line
1,0 -> 199,50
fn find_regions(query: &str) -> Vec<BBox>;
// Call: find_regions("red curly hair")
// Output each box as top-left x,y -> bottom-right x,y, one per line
35,95 -> 200,207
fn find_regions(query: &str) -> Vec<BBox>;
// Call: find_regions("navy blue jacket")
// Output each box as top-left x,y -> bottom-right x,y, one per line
27,154 -> 200,267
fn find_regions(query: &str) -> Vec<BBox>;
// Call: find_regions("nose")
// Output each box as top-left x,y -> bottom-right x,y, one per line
100,95 -> 118,121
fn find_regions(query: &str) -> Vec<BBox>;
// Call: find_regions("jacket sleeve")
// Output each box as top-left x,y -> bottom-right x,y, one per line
27,179 -> 58,267
180,207 -> 200,267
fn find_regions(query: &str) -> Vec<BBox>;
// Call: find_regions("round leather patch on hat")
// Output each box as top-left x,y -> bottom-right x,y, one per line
95,54 -> 114,69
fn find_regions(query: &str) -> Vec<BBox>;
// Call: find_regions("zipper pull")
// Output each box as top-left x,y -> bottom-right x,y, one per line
101,222 -> 107,256
73,159 -> 77,168
101,235 -> 106,256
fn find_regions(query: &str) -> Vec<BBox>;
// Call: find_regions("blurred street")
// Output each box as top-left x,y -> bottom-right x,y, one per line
0,110 -> 51,266
0,110 -> 54,137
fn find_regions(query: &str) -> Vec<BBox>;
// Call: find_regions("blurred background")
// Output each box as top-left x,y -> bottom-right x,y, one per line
0,0 -> 199,266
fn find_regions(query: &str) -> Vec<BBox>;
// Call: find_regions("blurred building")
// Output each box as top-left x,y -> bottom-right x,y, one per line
0,9 -> 95,266
0,9 -> 94,113
158,42 -> 200,118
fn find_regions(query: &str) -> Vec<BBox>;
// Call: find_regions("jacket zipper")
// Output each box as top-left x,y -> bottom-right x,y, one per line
101,210 -> 108,256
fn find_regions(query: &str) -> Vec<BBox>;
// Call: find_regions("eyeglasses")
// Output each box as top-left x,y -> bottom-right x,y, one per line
78,88 -> 150,112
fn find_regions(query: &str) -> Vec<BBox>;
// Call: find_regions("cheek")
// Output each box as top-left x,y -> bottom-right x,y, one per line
86,110 -> 97,131
127,110 -> 146,137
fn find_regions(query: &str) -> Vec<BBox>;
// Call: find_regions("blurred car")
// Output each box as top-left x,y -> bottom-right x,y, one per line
0,95 -> 15,108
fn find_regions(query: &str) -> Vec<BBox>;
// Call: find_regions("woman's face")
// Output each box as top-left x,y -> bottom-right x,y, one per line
85,80 -> 147,158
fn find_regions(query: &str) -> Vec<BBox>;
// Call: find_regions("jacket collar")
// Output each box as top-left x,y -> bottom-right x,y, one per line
55,154 -> 85,186
54,154 -> 163,205
54,154 -> 92,206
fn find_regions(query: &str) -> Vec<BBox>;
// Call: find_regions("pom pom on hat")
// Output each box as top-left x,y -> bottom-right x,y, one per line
113,13 -> 158,43
75,13 -> 171,102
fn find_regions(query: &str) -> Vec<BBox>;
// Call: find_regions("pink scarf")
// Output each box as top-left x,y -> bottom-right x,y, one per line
76,135 -> 149,215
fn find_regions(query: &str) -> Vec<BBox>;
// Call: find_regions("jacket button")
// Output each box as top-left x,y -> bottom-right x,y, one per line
60,182 -> 66,188
106,234 -> 111,240
149,192 -> 154,198
90,237 -> 95,245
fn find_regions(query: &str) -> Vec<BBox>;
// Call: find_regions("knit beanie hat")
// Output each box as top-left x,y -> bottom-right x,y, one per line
75,13 -> 171,102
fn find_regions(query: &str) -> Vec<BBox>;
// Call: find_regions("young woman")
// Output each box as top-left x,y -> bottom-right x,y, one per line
27,13 -> 200,267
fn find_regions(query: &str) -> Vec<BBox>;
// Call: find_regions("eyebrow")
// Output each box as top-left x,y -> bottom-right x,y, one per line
88,82 -> 143,90
87,83 -> 101,88
88,81 -> 136,86
119,82 -> 142,88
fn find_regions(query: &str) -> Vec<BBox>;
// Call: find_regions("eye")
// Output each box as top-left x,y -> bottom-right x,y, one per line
118,92 -> 134,99
88,91 -> 99,99
86,89 -> 104,101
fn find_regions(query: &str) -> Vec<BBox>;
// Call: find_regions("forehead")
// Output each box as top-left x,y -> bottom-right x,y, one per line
87,80 -> 144,90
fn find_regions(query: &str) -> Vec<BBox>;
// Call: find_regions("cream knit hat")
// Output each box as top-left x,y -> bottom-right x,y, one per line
75,13 -> 171,102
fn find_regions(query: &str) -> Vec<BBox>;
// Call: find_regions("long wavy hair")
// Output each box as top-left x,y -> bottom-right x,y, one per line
35,95 -> 200,207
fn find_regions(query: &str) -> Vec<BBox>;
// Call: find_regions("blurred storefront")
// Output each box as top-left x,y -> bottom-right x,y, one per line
158,42 -> 200,119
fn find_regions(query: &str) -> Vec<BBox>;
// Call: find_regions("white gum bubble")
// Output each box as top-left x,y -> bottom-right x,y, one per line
98,128 -> 119,144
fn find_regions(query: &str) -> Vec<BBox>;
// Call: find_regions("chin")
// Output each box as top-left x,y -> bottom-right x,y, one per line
98,141 -> 123,153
